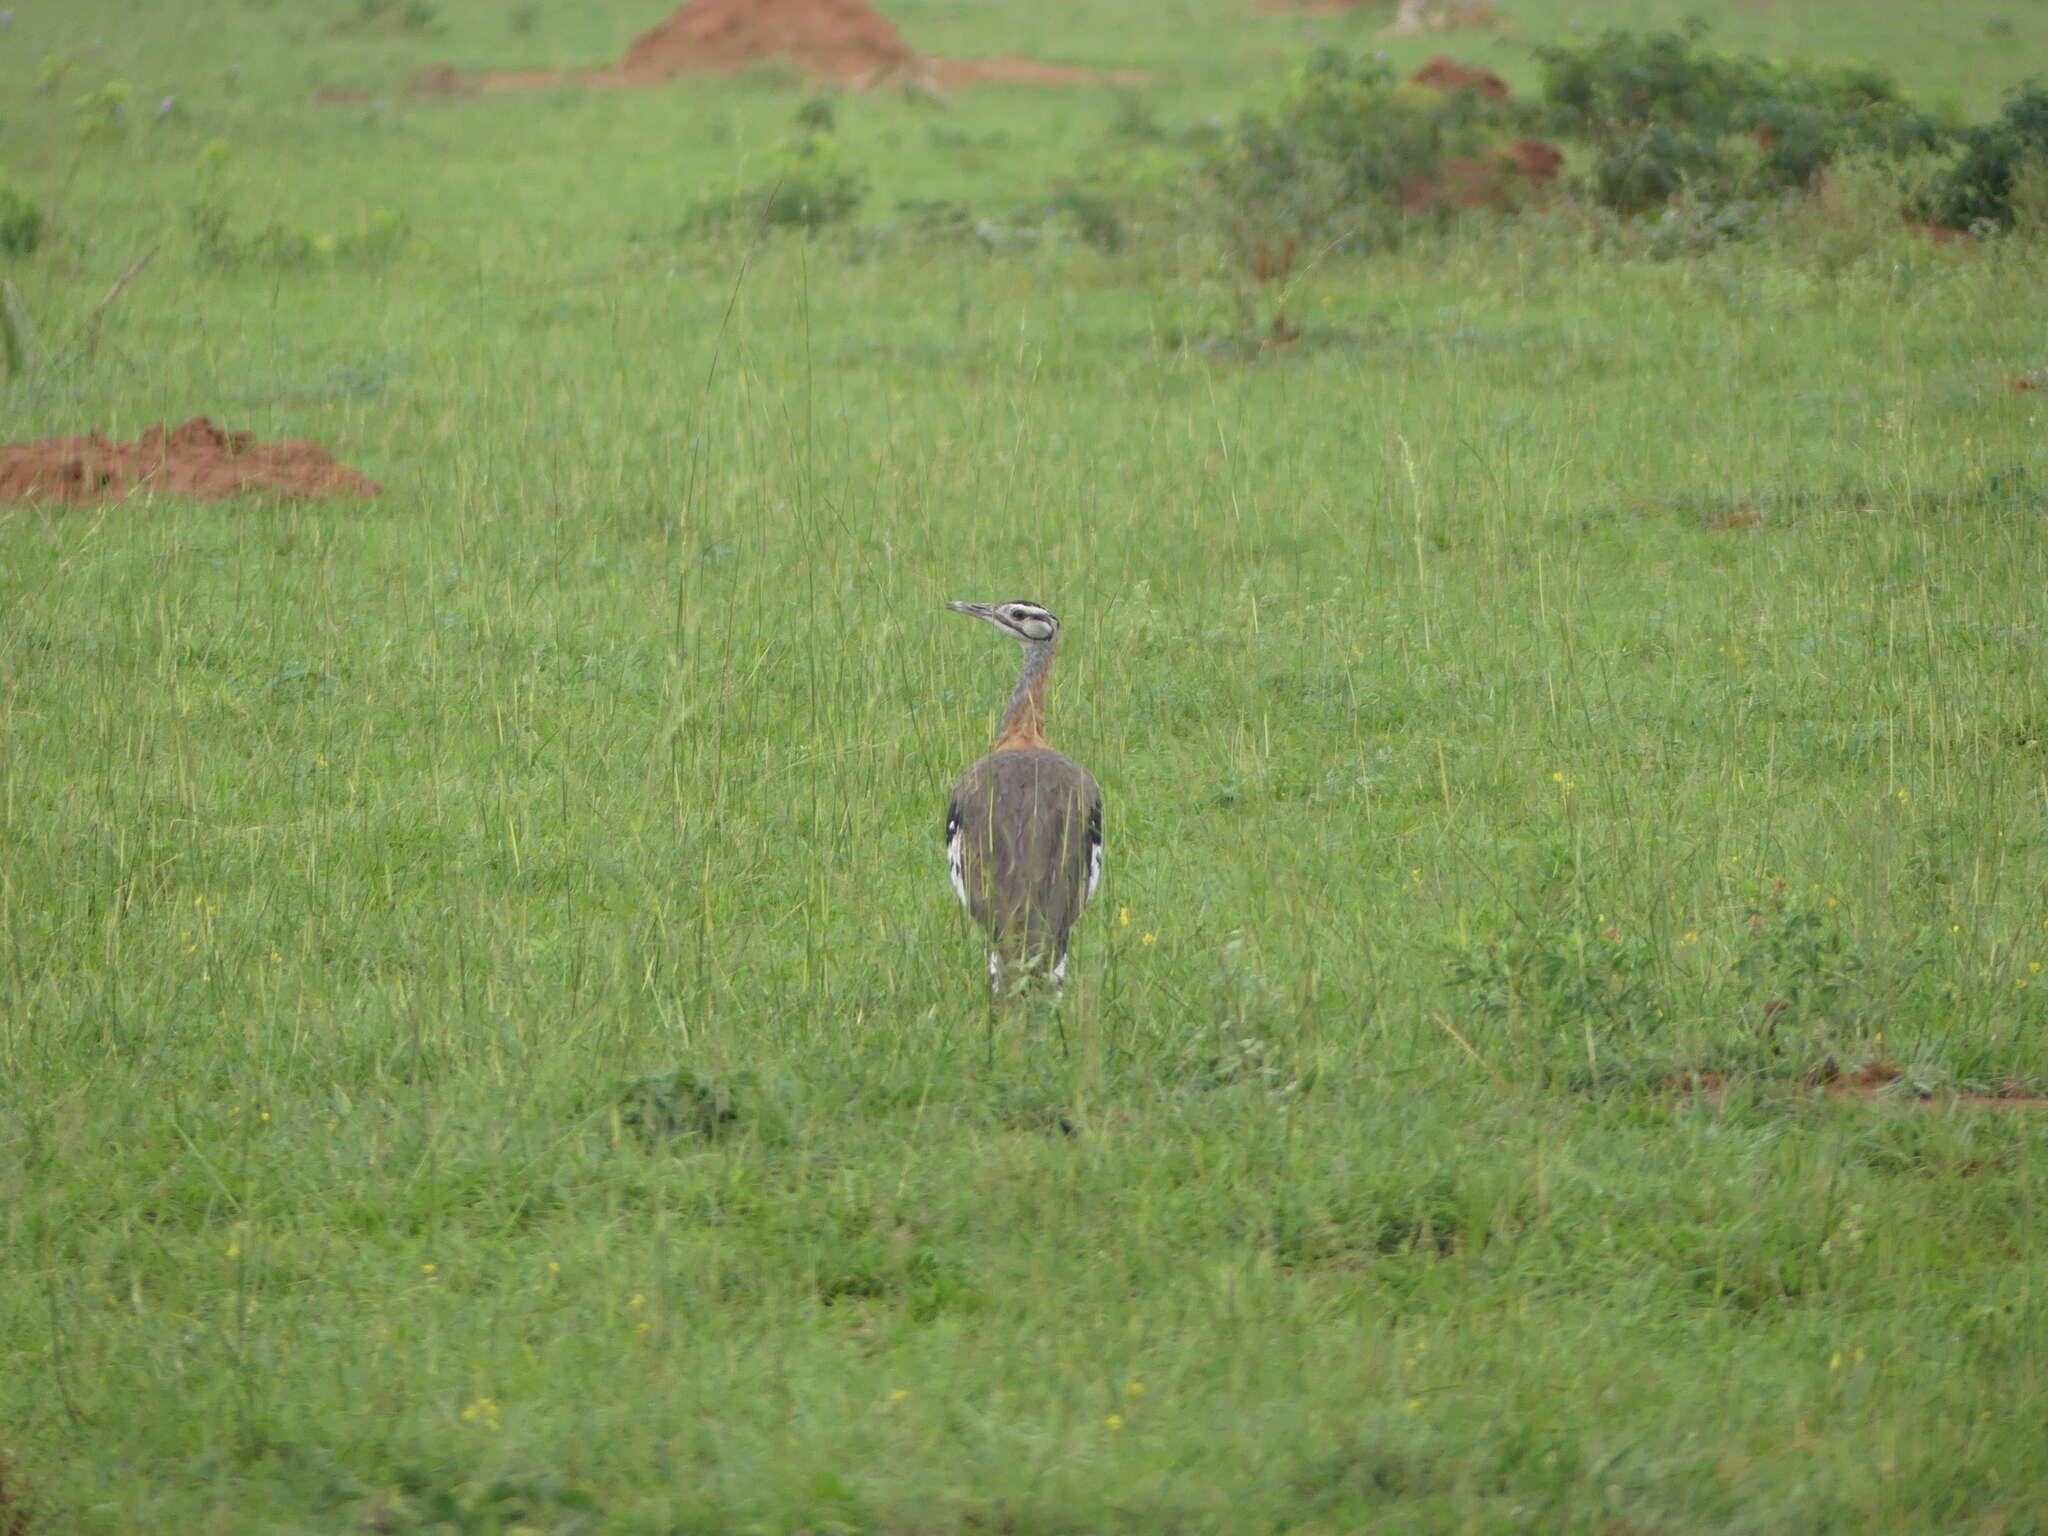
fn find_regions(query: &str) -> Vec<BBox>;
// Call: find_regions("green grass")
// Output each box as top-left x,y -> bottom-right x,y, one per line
5,0 -> 2048,1530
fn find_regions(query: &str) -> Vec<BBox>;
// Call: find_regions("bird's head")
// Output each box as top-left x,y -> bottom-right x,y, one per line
947,600 -> 1059,646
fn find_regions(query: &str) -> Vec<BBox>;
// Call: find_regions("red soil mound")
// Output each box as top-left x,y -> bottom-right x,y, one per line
620,0 -> 919,85
1407,54 -> 1511,101
1398,136 -> 1561,213
0,418 -> 381,507
406,0 -> 1151,96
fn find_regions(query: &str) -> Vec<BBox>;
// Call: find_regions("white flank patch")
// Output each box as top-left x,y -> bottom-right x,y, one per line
1085,839 -> 1103,905
948,821 -> 969,909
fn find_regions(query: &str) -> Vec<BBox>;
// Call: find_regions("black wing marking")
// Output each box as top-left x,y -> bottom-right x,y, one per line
1083,795 -> 1104,905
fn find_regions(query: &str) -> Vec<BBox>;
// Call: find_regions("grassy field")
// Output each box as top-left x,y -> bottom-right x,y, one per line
4,0 -> 2048,1530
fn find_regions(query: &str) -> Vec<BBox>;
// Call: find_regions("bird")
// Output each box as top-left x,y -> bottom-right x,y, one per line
944,600 -> 1103,993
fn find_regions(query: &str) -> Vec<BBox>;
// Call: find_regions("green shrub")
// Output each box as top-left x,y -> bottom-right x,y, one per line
0,174 -> 44,256
688,126 -> 867,233
1592,123 -> 1728,216
1203,48 -> 1517,258
1918,81 -> 2048,230
759,134 -> 866,230
191,200 -> 407,269
1535,24 -> 1948,213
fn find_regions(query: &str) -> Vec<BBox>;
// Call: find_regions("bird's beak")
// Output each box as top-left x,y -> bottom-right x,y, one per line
947,601 -> 997,621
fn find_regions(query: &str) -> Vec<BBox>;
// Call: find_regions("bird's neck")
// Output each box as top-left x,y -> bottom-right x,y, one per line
993,643 -> 1054,751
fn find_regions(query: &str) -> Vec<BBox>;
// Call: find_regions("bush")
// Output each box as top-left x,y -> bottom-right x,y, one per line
1534,24 -> 1948,213
688,119 -> 867,234
1203,48 -> 1518,259
1918,81 -> 2048,230
759,134 -> 866,230
0,175 -> 43,256
1592,124 -> 1728,216
192,200 -> 407,269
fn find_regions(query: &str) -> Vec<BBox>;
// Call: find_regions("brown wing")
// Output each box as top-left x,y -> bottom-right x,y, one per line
947,748 -> 1101,961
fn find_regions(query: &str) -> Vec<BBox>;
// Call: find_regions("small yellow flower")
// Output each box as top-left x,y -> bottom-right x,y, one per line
1895,790 -> 1909,804
628,1292 -> 645,1307
1406,1399 -> 1422,1413
1119,906 -> 1130,927
2031,961 -> 2042,974
889,1389 -> 910,1403
1825,897 -> 1838,909
548,1261 -> 560,1274
1105,1414 -> 1124,1431
421,1263 -> 437,1277
460,1397 -> 501,1430
1829,1351 -> 1842,1371
225,1243 -> 240,1260
1680,931 -> 1699,947
635,1321 -> 650,1336
1950,925 -> 1962,934
1140,932 -> 1156,947
1125,1381 -> 1145,1399
259,1111 -> 270,1123
1409,868 -> 1422,884
2018,978 -> 2030,990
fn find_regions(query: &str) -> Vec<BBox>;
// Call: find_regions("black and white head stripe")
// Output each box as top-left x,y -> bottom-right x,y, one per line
949,600 -> 1059,644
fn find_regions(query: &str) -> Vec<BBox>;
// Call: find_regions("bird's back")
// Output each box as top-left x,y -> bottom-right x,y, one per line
947,748 -> 1102,959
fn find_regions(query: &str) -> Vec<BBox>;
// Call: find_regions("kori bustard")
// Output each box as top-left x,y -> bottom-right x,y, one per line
945,601 -> 1102,991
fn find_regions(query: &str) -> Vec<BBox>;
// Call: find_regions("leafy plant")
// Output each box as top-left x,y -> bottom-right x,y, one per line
73,79 -> 131,145
1203,48 -> 1517,260
0,174 -> 43,256
1447,912 -> 1667,1038
187,137 -> 404,268
613,1066 -> 749,1146
1535,24 -> 1948,213
689,111 -> 868,234
1918,81 -> 2048,230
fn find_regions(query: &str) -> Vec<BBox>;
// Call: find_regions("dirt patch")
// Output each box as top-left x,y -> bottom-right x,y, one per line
0,418 -> 381,507
1397,136 -> 1561,214
1408,54 -> 1512,101
404,0 -> 1151,97
1907,220 -> 1973,246
620,0 -> 920,85
1709,505 -> 1766,531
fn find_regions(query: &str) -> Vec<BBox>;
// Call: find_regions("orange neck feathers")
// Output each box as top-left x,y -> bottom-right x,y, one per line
993,645 -> 1053,752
